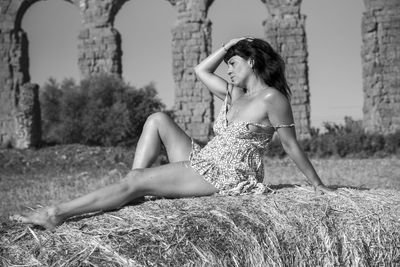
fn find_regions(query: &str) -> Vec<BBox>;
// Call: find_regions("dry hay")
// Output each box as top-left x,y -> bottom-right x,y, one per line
1,187 -> 399,266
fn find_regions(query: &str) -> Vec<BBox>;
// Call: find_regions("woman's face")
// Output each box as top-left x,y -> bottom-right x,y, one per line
226,55 -> 253,87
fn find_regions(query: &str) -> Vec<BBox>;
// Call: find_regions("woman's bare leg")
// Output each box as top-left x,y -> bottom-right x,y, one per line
10,162 -> 218,230
9,113 -> 197,229
132,112 -> 192,169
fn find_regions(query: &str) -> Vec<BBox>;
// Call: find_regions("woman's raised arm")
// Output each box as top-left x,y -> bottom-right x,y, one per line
194,37 -> 247,100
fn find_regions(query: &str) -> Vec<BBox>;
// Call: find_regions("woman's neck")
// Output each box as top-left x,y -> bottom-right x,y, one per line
245,76 -> 268,95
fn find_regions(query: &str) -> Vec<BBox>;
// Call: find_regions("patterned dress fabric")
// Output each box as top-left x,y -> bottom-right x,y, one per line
189,92 -> 295,196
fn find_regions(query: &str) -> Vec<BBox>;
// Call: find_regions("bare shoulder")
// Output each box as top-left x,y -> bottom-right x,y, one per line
262,88 -> 290,111
261,88 -> 294,125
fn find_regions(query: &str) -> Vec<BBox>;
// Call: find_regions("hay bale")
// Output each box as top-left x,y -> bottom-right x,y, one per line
1,187 -> 399,266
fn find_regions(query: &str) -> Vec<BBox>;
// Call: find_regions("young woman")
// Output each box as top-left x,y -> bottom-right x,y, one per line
10,37 -> 331,230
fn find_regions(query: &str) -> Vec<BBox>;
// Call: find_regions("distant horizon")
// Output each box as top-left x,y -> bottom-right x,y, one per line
21,0 -> 364,129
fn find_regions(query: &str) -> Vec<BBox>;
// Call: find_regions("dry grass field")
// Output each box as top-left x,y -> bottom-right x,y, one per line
1,145 -> 399,266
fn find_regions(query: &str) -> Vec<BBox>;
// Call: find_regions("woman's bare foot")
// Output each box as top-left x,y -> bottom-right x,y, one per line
9,206 -> 63,230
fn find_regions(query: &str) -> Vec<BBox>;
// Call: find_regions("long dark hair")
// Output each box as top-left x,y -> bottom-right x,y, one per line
223,38 -> 291,99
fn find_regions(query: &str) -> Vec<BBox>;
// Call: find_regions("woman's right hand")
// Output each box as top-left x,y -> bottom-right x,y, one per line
314,184 -> 335,195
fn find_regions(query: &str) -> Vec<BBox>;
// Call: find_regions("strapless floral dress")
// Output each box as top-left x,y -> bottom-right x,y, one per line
189,92 -> 295,195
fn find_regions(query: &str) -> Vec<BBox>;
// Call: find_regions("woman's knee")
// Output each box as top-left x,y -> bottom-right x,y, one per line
123,169 -> 149,194
145,112 -> 171,129
124,168 -> 170,196
124,169 -> 159,196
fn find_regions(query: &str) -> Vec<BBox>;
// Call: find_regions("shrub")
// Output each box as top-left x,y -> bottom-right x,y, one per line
384,130 -> 400,154
123,84 -> 168,147
40,74 -> 165,147
78,74 -> 133,146
265,117 -> 400,158
40,78 -> 82,144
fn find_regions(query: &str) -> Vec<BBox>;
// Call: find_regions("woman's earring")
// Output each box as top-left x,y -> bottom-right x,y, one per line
250,59 -> 254,69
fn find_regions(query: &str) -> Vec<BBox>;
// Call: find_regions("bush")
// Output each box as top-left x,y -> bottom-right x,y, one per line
40,74 -> 166,147
265,116 -> 400,158
384,131 -> 400,154
40,78 -> 74,144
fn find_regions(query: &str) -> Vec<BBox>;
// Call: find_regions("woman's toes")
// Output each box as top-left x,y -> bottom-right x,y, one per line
9,208 -> 60,230
9,214 -> 28,223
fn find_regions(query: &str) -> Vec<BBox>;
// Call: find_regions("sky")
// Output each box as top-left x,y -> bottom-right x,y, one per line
21,0 -> 365,129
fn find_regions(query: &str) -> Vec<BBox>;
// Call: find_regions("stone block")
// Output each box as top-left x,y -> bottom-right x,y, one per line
191,115 -> 203,122
78,28 -> 90,39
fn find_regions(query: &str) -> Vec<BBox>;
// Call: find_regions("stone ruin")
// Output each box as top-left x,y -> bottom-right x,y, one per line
0,0 -> 399,148
362,0 -> 400,133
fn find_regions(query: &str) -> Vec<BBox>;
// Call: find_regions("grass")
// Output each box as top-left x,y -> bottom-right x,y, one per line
265,156 -> 400,190
1,144 -> 399,266
0,145 -> 135,221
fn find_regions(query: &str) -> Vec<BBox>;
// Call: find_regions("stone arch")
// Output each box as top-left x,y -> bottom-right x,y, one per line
166,0 -> 311,140
301,0 -> 364,128
21,0 -> 82,86
0,0 -> 82,148
0,0 -> 399,148
114,0 -> 176,108
14,0 -> 76,30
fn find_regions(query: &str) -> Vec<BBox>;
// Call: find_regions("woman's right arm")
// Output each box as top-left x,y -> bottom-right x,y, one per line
194,38 -> 246,100
194,45 -> 229,100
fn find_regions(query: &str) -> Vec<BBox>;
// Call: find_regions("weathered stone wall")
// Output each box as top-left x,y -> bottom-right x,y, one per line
362,0 -> 400,134
2,0 -> 399,148
77,0 -> 127,77
0,0 -> 127,148
14,83 -> 41,148
168,0 -> 214,142
0,0 -> 214,147
261,0 -> 310,139
0,0 -> 35,148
